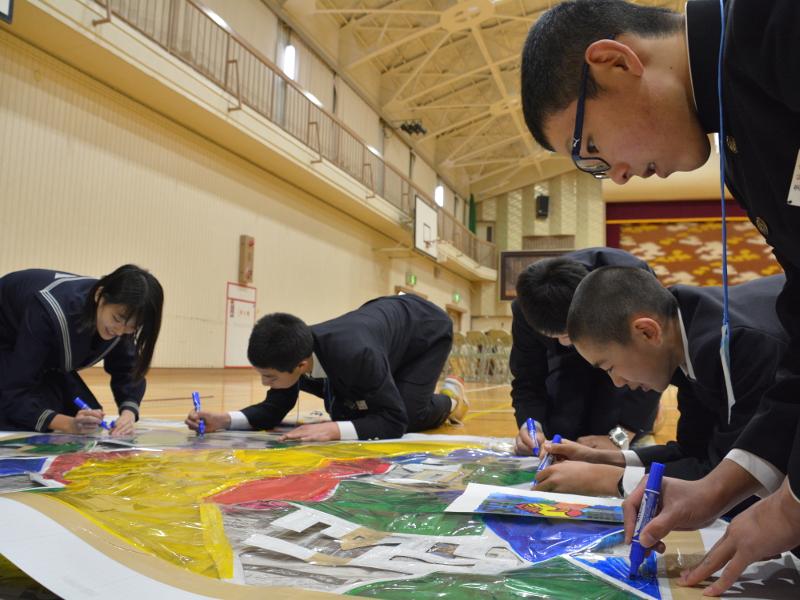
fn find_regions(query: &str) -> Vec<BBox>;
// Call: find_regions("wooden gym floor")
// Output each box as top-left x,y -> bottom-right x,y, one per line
81,367 -> 678,443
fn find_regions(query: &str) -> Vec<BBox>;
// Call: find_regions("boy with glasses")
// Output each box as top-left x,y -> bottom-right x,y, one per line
520,1 -> 800,594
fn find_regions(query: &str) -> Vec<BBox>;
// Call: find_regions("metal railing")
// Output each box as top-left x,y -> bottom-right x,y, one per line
439,210 -> 496,268
91,0 -> 496,269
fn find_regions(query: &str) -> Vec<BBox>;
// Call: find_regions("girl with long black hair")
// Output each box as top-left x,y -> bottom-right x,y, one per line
0,264 -> 163,435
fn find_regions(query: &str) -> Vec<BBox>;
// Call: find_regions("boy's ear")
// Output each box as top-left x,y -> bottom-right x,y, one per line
585,38 -> 645,82
631,317 -> 662,344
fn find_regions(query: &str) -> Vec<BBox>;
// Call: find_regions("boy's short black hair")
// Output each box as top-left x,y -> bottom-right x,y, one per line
516,257 -> 590,336
567,266 -> 677,345
520,0 -> 682,151
247,313 -> 313,372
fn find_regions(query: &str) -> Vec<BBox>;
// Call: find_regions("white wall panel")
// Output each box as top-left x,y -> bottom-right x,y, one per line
335,78 -> 381,151
0,32 -> 469,366
202,0 -> 279,62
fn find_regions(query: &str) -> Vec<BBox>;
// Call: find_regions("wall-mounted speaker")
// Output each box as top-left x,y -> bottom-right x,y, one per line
536,195 -> 550,219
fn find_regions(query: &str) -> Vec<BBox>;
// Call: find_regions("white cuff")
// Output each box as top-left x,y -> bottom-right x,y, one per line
336,420 -> 359,440
227,411 -> 252,430
725,449 -> 784,497
622,466 -> 646,497
622,450 -> 644,467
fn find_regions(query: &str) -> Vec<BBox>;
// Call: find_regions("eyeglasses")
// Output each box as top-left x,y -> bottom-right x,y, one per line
572,61 -> 611,179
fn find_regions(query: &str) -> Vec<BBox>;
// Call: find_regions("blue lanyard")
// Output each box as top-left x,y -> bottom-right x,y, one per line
717,0 -> 729,333
717,0 -> 735,421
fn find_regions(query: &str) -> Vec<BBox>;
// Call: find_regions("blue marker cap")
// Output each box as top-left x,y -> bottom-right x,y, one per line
629,461 -> 665,578
73,397 -> 111,430
192,391 -> 205,436
526,418 -> 540,457
535,434 -> 562,479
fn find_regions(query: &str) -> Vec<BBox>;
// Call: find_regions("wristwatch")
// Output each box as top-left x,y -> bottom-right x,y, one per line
608,426 -> 630,450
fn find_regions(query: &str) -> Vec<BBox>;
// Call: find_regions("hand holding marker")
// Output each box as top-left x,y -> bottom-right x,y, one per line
628,462 -> 665,578
535,433 -> 562,479
73,397 -> 112,431
192,391 -> 205,436
526,417 -> 540,457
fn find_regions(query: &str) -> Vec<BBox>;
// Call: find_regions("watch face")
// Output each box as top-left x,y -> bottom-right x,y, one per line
610,429 -> 627,446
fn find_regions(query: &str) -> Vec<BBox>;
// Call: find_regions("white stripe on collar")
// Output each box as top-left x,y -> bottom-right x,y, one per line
38,276 -> 93,372
310,352 -> 328,379
677,308 -> 697,381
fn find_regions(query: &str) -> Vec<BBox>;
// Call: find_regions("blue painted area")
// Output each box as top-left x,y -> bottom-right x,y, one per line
0,434 -> 76,446
385,453 -> 435,464
572,553 -> 661,599
387,449 -> 508,465
478,491 -> 624,523
484,514 -> 622,564
0,457 -> 47,476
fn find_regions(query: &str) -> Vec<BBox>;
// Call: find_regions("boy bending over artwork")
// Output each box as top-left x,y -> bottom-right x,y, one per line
511,248 -> 660,455
534,267 -> 787,503
186,295 -> 467,441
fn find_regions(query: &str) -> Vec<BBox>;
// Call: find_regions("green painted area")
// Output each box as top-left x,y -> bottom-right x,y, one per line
0,439 -> 89,455
298,480 -> 484,536
346,557 -> 636,599
461,461 -> 537,487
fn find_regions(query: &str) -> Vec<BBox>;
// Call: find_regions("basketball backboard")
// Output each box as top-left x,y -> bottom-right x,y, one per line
414,195 -> 438,260
0,0 -> 12,23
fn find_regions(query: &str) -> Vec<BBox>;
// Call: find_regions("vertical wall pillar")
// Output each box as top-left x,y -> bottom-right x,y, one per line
576,173 -> 605,246
495,190 -> 523,251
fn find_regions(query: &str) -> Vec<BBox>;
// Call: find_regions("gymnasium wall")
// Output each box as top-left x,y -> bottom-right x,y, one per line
0,31 -> 472,367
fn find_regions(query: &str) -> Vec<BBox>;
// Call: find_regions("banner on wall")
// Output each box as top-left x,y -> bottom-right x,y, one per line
224,282 -> 256,368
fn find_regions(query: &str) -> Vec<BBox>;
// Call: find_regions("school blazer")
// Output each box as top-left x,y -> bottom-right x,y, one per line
687,0 -> 800,494
241,294 -> 452,439
634,275 -> 788,479
510,247 -> 661,438
0,269 -> 144,431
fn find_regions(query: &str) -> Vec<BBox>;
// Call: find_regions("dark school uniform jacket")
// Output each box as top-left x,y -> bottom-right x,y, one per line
687,0 -> 800,493
634,276 -> 788,480
510,247 -> 661,439
241,294 -> 452,440
0,269 -> 145,431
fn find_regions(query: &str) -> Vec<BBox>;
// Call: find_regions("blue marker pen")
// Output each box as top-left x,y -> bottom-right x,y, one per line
526,418 -> 540,457
73,397 -> 111,430
629,461 -> 665,578
535,434 -> 561,479
192,391 -> 205,436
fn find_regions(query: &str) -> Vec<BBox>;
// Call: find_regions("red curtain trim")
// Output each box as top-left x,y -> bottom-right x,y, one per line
606,200 -> 747,221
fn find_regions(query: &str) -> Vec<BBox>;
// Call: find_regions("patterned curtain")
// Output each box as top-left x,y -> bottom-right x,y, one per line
618,219 -> 781,286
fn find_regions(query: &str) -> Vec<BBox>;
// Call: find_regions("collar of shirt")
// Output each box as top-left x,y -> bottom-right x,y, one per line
310,352 -> 328,379
677,308 -> 697,381
685,0 -> 722,134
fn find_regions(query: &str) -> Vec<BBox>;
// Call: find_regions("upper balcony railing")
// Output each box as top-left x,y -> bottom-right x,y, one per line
91,0 -> 496,269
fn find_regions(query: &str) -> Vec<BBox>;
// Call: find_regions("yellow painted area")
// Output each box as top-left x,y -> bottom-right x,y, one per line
47,441 -> 477,579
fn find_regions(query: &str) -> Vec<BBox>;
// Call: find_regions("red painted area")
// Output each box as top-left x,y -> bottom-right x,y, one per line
43,451 -> 133,484
210,458 -> 392,505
